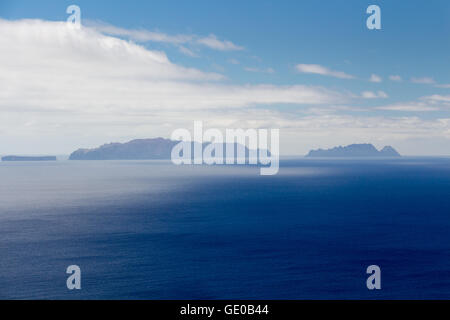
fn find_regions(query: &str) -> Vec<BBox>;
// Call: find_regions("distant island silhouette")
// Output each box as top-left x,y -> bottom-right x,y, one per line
70,138 -> 178,160
306,144 -> 400,157
69,138 -> 267,161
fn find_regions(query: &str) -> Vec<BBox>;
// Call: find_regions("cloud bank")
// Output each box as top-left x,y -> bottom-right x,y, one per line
0,19 -> 449,155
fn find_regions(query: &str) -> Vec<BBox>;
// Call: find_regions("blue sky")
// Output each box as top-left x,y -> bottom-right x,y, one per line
1,0 -> 450,155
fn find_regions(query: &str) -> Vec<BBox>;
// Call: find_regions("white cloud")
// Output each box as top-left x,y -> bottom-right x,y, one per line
361,91 -> 388,99
411,77 -> 435,84
196,34 -> 244,51
178,46 -> 198,57
389,75 -> 402,81
87,21 -> 192,43
0,19 -> 344,109
377,91 -> 389,98
375,94 -> 450,112
0,20 -> 223,82
369,74 -> 382,83
244,67 -> 275,74
423,95 -> 450,103
376,104 -> 439,112
435,84 -> 450,88
376,95 -> 450,112
88,20 -> 244,52
295,64 -> 354,79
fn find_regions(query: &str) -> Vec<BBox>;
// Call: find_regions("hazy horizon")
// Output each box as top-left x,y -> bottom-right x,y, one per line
0,136 -> 447,157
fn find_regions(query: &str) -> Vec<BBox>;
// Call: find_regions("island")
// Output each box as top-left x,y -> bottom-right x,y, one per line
2,156 -> 57,161
69,138 -> 178,160
306,144 -> 401,157
69,138 -> 262,160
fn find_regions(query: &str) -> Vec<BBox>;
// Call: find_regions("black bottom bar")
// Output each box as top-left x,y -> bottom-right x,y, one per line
1,300 -> 448,319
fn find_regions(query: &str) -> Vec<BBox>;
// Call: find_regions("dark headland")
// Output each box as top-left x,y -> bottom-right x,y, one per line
2,155 -> 57,161
306,143 -> 401,157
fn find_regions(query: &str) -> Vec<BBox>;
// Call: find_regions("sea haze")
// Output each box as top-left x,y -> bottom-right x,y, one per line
0,158 -> 450,299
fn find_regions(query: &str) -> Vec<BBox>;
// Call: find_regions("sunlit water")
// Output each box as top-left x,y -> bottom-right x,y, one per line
1,158 -> 450,299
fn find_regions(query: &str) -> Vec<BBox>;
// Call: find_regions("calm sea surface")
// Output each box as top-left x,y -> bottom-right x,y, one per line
1,158 -> 450,299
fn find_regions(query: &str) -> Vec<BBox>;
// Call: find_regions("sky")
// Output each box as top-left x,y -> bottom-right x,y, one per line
1,0 -> 450,155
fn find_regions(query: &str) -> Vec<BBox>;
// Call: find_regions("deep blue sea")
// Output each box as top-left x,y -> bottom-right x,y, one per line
1,158 -> 450,299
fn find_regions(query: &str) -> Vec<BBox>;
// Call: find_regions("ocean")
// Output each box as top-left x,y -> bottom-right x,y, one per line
0,158 -> 449,299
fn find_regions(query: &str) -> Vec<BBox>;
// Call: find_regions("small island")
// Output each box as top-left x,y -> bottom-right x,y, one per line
306,144 -> 401,158
2,156 -> 57,161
